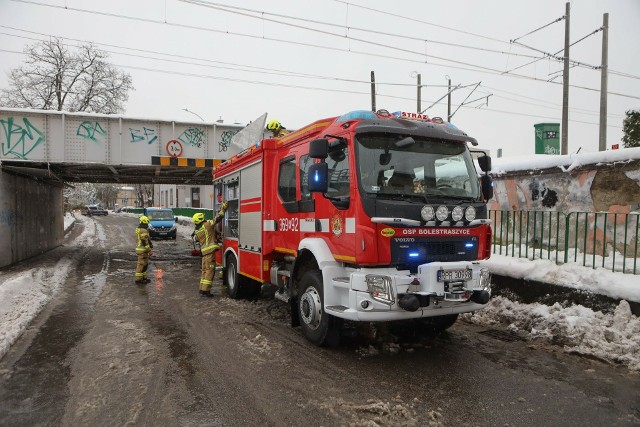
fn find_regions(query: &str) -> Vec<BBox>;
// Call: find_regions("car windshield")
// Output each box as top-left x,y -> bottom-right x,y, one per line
148,210 -> 173,220
356,134 -> 480,199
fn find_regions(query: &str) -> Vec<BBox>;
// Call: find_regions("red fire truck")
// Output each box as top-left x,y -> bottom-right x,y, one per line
213,109 -> 493,346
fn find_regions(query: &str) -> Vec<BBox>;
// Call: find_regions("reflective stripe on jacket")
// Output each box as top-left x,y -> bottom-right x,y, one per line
195,220 -> 218,255
136,227 -> 151,254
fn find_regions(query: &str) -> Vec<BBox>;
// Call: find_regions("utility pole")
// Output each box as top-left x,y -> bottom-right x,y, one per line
370,71 -> 376,112
561,2 -> 570,155
447,77 -> 452,121
417,74 -> 422,113
599,13 -> 609,151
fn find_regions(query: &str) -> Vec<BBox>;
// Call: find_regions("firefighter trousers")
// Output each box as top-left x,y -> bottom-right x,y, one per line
135,253 -> 149,281
200,252 -> 217,291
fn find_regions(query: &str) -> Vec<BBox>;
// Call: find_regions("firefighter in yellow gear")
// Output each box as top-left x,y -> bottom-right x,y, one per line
266,119 -> 290,138
192,202 -> 228,297
135,216 -> 153,284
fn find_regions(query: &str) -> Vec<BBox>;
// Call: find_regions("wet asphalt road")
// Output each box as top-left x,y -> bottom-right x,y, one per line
0,214 -> 638,426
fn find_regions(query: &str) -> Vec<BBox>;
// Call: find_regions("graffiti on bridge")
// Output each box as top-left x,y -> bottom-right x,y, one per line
0,117 -> 45,160
77,121 -> 106,143
178,127 -> 205,148
0,209 -> 15,227
218,130 -> 237,152
129,127 -> 158,145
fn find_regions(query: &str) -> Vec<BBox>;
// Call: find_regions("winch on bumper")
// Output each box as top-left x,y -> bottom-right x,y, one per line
325,261 -> 491,321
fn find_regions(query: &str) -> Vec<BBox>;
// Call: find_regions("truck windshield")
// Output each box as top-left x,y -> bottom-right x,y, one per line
148,210 -> 174,220
356,134 -> 480,199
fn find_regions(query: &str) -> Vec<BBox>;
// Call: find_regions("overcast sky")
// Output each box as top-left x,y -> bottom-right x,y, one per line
1,0 -> 638,157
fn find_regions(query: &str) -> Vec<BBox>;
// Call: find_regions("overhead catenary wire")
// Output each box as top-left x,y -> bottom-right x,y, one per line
179,0 -> 545,61
4,0 -> 640,131
0,26 -> 450,89
510,16 -> 565,44
7,0 -> 640,98
0,28 -> 627,124
0,44 -> 622,129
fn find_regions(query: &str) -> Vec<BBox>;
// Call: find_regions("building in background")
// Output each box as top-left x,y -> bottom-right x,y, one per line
115,186 -> 137,209
153,184 -> 214,209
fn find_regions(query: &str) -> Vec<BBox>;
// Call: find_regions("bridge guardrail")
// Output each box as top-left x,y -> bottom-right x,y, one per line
489,210 -> 640,275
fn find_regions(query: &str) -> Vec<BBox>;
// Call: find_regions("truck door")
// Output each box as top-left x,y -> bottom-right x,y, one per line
299,141 -> 356,262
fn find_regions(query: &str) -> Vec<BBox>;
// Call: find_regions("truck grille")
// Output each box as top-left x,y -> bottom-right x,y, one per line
390,236 -> 478,271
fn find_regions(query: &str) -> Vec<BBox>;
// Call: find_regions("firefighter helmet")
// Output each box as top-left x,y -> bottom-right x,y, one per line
192,212 -> 205,224
267,119 -> 282,131
139,215 -> 150,225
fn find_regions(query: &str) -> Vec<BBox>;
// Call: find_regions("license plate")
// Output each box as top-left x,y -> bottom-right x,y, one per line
437,269 -> 472,282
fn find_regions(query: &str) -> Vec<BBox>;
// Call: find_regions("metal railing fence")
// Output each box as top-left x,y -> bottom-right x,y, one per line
489,210 -> 640,275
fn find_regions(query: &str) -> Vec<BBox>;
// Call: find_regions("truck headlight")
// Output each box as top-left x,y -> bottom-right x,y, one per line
365,275 -> 395,305
148,224 -> 155,230
479,268 -> 491,290
421,205 -> 434,221
465,206 -> 476,221
435,205 -> 449,221
451,206 -> 464,221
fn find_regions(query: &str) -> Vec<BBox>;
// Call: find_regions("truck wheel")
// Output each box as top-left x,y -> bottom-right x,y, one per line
417,314 -> 459,333
297,270 -> 341,347
224,254 -> 241,299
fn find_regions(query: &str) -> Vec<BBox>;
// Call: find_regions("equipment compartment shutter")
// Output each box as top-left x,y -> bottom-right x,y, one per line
239,162 -> 262,251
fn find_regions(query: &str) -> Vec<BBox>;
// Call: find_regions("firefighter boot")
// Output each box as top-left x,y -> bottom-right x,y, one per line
135,279 -> 146,285
199,290 -> 214,298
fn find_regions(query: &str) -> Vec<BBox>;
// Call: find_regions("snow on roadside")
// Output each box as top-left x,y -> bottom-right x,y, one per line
462,296 -> 640,371
481,255 -> 640,303
0,258 -> 75,360
64,212 -> 76,233
0,214 -> 99,361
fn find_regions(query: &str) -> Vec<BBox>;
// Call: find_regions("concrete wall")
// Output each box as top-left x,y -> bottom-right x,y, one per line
0,170 -> 64,268
488,159 -> 640,260
489,159 -> 640,213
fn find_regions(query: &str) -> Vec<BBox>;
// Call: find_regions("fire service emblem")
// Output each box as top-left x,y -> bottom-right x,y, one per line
331,213 -> 343,237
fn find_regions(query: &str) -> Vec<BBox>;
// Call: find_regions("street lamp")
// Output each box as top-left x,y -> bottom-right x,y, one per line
182,108 -> 204,122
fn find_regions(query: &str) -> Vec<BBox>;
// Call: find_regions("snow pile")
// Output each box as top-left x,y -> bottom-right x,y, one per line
64,212 -> 76,233
463,296 -> 640,371
0,259 -> 74,360
491,146 -> 640,175
481,255 -> 640,303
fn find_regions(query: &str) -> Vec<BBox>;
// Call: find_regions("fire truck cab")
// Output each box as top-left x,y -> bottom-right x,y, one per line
213,109 -> 493,346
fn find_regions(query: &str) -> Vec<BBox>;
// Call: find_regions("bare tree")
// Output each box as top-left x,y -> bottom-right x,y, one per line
0,38 -> 133,113
134,184 -> 154,207
95,184 -> 118,209
64,183 -> 97,211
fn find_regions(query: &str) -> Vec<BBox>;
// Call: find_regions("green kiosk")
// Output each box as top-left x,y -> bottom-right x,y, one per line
534,123 -> 560,155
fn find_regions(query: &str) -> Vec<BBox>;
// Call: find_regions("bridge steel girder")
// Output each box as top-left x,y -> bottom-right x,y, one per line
0,108 -> 247,184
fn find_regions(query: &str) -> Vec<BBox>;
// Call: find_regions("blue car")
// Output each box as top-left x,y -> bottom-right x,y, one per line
144,208 -> 178,240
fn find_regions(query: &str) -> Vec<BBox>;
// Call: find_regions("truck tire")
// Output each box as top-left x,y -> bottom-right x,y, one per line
417,314 -> 458,334
224,254 -> 241,299
297,270 -> 342,347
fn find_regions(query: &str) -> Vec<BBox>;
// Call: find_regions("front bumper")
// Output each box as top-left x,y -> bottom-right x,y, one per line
324,261 -> 491,321
149,228 -> 177,239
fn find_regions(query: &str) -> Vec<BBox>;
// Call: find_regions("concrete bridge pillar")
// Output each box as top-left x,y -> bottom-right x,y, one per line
0,169 -> 64,268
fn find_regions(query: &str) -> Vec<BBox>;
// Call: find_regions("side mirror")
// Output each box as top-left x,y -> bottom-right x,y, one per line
480,175 -> 494,200
175,217 -> 179,222
478,155 -> 492,173
308,162 -> 329,193
309,138 -> 329,159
